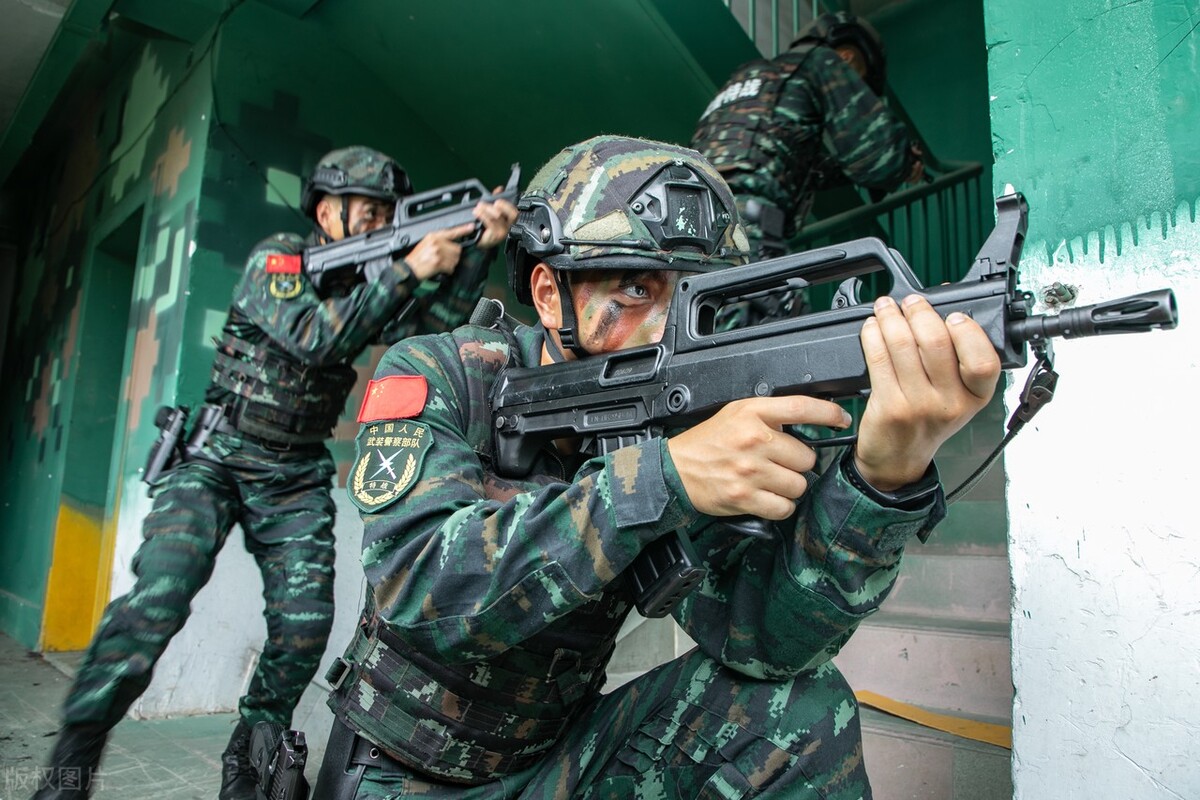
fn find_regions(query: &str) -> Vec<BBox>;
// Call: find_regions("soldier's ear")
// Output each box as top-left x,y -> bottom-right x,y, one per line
834,45 -> 867,78
530,263 -> 562,330
314,195 -> 341,239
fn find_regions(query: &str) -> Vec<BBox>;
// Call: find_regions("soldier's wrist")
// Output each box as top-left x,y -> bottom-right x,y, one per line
843,451 -> 939,511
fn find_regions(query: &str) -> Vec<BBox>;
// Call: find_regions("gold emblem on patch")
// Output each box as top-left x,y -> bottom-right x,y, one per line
349,420 -> 433,512
269,274 -> 303,299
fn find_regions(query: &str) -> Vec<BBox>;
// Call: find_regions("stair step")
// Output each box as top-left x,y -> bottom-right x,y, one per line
859,708 -> 1012,800
884,553 -> 1010,625
834,615 -> 1012,721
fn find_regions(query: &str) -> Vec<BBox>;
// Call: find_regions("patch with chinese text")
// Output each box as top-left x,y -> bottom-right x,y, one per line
349,420 -> 433,513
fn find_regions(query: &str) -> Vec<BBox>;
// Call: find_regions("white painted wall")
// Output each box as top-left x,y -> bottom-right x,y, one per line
1007,213 -> 1199,798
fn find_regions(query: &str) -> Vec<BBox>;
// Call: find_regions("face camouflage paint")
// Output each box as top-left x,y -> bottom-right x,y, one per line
570,270 -> 681,354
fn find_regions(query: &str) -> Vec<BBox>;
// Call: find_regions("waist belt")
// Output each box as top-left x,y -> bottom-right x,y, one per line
328,620 -> 605,784
198,403 -> 321,452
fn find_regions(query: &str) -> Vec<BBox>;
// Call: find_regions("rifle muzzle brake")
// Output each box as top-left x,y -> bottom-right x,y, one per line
1010,288 -> 1178,343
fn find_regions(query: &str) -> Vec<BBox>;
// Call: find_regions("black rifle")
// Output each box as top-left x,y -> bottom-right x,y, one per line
303,163 -> 521,292
490,191 -> 1179,618
250,721 -> 309,800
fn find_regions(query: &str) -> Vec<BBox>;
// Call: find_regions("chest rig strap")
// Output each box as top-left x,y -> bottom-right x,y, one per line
210,331 -> 356,444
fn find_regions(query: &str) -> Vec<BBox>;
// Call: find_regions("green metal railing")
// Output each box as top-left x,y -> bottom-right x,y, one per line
722,0 -> 819,58
794,161 -> 986,287
718,0 -> 988,287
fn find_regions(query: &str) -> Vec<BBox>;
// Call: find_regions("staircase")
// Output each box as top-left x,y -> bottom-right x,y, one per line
833,393 -> 1013,799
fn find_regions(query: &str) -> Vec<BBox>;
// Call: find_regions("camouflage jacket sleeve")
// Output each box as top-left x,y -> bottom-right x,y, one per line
785,47 -> 914,191
670,450 -> 945,680
672,450 -> 940,676
376,247 -> 492,346
357,328 -> 700,662
232,233 -> 420,365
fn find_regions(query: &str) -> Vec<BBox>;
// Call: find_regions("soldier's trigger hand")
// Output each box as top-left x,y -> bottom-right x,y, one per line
854,295 -> 1000,492
907,158 -> 926,185
474,198 -> 519,250
667,397 -> 852,522
405,225 -> 472,281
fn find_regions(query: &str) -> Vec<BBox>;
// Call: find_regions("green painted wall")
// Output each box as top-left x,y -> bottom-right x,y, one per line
0,26 -> 212,646
988,0 -> 1199,257
873,0 -> 992,183
191,1 -> 473,482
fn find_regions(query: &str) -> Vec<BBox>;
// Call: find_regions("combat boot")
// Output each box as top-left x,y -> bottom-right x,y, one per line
219,719 -> 257,800
30,722 -> 108,800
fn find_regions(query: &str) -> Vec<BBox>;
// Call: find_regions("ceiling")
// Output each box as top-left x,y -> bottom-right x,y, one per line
0,0 -> 71,136
0,0 -> 757,194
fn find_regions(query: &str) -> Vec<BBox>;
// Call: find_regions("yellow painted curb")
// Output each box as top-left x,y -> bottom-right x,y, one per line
856,690 -> 1012,749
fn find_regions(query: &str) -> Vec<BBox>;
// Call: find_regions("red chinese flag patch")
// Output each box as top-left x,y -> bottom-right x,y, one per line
358,375 -> 429,422
265,253 -> 302,273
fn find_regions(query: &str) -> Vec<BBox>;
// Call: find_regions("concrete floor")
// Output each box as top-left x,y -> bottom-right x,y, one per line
0,615 -> 682,800
0,633 -> 241,800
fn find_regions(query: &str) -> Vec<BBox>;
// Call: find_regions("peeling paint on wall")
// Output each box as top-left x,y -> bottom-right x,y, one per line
987,0 -> 1200,796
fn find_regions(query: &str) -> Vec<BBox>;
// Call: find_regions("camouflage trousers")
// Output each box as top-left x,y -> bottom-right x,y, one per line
325,647 -> 870,799
62,431 -> 337,730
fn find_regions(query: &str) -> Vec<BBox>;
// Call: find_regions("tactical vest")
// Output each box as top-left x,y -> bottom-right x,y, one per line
209,309 -> 357,445
329,593 -> 626,785
692,45 -> 822,211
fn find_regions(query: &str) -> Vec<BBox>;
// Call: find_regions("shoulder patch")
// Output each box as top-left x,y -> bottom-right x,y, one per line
265,253 -> 302,273
349,420 -> 432,513
269,272 -> 304,299
358,375 -> 428,423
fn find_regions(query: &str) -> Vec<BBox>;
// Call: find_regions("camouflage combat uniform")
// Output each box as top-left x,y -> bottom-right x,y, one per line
61,227 -> 489,734
691,43 -> 915,255
318,317 -> 945,799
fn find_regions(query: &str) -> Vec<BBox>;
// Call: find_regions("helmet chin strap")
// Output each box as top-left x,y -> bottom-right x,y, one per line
339,197 -> 351,239
553,271 -> 591,359
313,195 -> 351,242
542,328 -> 569,363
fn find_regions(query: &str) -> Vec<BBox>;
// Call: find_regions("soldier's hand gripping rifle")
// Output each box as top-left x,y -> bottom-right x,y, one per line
303,163 -> 521,292
491,191 -> 1179,618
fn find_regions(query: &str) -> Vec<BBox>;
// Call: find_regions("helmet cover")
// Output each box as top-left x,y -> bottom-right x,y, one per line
506,135 -> 750,304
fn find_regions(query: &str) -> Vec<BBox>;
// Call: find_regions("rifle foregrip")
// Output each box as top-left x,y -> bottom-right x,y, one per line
630,531 -> 706,618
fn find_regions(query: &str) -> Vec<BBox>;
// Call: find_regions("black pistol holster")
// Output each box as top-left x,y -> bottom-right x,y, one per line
141,404 -> 236,493
142,405 -> 190,486
251,721 -> 310,800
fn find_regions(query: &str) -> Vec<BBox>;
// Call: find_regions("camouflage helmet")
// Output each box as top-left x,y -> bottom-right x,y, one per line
300,145 -> 413,219
790,12 -> 888,95
506,135 -> 750,305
